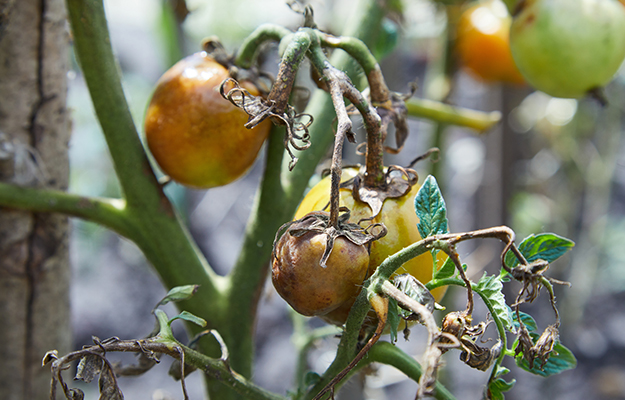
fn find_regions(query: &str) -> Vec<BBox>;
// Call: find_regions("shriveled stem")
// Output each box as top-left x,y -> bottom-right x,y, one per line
267,30 -> 311,113
45,337 -> 286,400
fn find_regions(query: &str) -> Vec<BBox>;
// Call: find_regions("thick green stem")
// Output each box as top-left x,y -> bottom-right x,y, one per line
220,127 -> 287,382
65,0 -> 225,351
0,183 -> 131,237
406,98 -> 502,132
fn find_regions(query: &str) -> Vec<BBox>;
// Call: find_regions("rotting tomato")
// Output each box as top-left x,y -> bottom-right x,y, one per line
509,0 -> 625,98
294,168 -> 447,326
456,0 -> 525,85
144,51 -> 271,189
271,213 -> 371,317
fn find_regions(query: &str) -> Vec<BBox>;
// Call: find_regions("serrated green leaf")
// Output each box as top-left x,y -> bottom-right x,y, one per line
388,298 -> 400,343
156,285 -> 200,308
514,336 -> 577,377
415,175 -> 449,238
505,233 -> 574,268
433,256 -> 456,280
169,311 -> 207,328
487,366 -> 515,400
488,377 -> 516,400
474,273 -> 514,331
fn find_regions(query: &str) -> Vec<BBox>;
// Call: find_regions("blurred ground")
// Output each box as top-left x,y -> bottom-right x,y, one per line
67,0 -> 625,399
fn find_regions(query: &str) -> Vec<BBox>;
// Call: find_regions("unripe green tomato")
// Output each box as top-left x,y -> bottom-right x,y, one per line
271,225 -> 370,317
294,169 -> 447,325
509,0 -> 625,98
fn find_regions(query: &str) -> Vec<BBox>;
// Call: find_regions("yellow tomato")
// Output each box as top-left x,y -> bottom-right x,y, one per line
294,169 -> 447,325
144,52 -> 271,189
456,0 -> 525,85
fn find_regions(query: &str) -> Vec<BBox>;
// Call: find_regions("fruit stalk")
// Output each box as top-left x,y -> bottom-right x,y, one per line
235,23 -> 293,69
306,38 -> 382,225
267,30 -> 311,113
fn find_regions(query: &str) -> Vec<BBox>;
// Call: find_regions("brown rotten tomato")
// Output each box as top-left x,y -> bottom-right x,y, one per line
294,169 -> 447,325
144,52 -> 271,188
271,215 -> 370,317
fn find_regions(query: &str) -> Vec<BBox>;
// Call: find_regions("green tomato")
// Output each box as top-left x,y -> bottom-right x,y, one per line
510,0 -> 625,98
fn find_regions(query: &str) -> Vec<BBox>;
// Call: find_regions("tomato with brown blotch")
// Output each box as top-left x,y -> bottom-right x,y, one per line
271,220 -> 371,317
144,52 -> 271,189
293,169 -> 447,326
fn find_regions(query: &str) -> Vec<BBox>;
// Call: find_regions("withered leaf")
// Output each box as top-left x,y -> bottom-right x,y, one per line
76,354 -> 102,383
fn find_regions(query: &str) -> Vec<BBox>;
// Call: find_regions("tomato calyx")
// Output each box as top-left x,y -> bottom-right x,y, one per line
335,164 -> 418,219
273,208 -> 387,268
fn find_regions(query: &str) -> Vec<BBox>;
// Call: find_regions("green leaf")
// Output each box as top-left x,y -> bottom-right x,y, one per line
415,175 -> 449,238
509,309 -> 538,332
388,298 -> 400,343
488,377 -> 516,400
514,336 -> 577,377
486,366 -> 515,400
156,285 -> 200,308
433,256 -> 456,280
505,233 -> 574,268
169,311 -> 207,328
474,273 -> 514,332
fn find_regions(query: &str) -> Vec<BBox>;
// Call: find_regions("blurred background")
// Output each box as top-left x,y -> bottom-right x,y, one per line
67,0 -> 625,398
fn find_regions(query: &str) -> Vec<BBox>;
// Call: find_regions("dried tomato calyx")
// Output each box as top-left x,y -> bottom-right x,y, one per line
273,209 -> 386,268
335,165 -> 418,220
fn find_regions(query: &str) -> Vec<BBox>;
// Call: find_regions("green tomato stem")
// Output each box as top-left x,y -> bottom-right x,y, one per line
406,98 -> 502,133
235,23 -> 293,69
315,31 -> 391,104
65,0 -> 230,382
0,183 -> 132,237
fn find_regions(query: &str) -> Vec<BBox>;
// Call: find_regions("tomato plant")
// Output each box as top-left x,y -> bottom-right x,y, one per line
144,51 -> 271,188
0,1 -> 590,400
456,0 -> 525,85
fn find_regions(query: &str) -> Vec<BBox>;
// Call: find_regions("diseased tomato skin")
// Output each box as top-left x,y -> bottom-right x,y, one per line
294,169 -> 447,325
456,0 -> 525,85
144,52 -> 271,189
271,227 -> 370,317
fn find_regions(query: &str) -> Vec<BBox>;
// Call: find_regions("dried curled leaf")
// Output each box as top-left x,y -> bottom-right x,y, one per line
338,165 -> 418,219
220,77 -> 313,170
